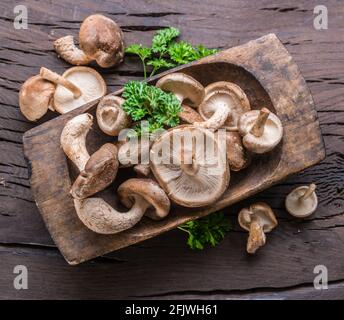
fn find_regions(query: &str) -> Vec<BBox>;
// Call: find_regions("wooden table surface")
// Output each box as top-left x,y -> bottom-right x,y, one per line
0,0 -> 343,300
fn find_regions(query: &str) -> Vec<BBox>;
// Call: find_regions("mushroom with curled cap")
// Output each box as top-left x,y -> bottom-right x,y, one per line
285,183 -> 318,218
156,73 -> 205,107
71,143 -> 119,199
238,107 -> 283,154
19,75 -> 55,121
54,14 -> 124,68
40,66 -> 106,114
60,114 -> 119,199
223,131 -> 250,171
74,178 -> 170,234
238,202 -> 278,254
96,95 -> 131,136
195,81 -> 251,130
150,125 -> 230,207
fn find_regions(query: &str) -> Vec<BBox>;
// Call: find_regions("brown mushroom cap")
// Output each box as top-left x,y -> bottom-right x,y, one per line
53,66 -> 107,114
179,104 -> 204,124
71,143 -> 119,199
224,131 -> 250,171
79,14 -> 124,68
150,125 -> 230,207
118,178 -> 170,220
238,202 -> 278,254
156,73 -> 205,107
19,75 -> 55,121
197,81 -> 251,130
238,108 -> 283,154
285,184 -> 318,218
54,15 -> 124,68
96,95 -> 131,136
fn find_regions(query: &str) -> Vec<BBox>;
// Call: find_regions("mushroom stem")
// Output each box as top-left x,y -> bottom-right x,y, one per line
181,160 -> 200,176
299,183 -> 317,201
54,35 -> 93,66
250,108 -> 270,137
74,196 -> 150,235
180,136 -> 200,176
196,105 -> 231,130
40,67 -> 82,99
247,220 -> 266,254
60,113 -> 93,171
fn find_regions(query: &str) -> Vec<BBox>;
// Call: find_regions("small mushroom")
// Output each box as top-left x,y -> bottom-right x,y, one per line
238,202 -> 278,254
96,95 -> 131,136
54,14 -> 124,68
60,113 -> 93,171
178,104 -> 204,124
196,81 -> 251,130
156,73 -> 205,107
150,125 -> 230,207
238,107 -> 283,154
71,143 -> 119,199
224,131 -> 250,171
40,67 -> 106,114
118,178 -> 170,221
285,184 -> 318,218
19,75 -> 55,121
74,178 -> 170,234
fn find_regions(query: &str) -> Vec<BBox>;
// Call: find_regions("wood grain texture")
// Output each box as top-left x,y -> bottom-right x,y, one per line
0,0 -> 343,299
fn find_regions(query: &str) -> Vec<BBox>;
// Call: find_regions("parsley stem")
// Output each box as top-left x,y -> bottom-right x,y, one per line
150,67 -> 157,78
177,226 -> 191,234
141,58 -> 147,79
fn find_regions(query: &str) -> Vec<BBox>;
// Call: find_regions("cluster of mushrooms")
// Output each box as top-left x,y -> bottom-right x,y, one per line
19,14 -> 124,121
18,13 -> 319,254
58,70 -> 317,254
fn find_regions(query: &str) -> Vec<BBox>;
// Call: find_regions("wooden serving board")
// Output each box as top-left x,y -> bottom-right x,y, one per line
23,34 -> 325,265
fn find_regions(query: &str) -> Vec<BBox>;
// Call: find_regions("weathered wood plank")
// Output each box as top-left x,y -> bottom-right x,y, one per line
0,232 -> 343,299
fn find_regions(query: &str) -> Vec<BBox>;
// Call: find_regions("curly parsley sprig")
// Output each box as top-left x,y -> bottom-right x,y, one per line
122,81 -> 182,135
125,27 -> 218,78
178,212 -> 231,250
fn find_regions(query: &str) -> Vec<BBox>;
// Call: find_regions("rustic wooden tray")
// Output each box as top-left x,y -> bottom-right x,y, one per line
23,34 -> 325,265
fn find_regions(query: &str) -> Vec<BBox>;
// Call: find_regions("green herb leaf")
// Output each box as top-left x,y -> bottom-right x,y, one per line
147,58 -> 175,69
125,27 -> 217,78
147,58 -> 176,77
193,45 -> 219,59
125,44 -> 152,60
168,41 -> 197,65
122,81 -> 182,135
178,212 -> 230,250
152,27 -> 180,54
